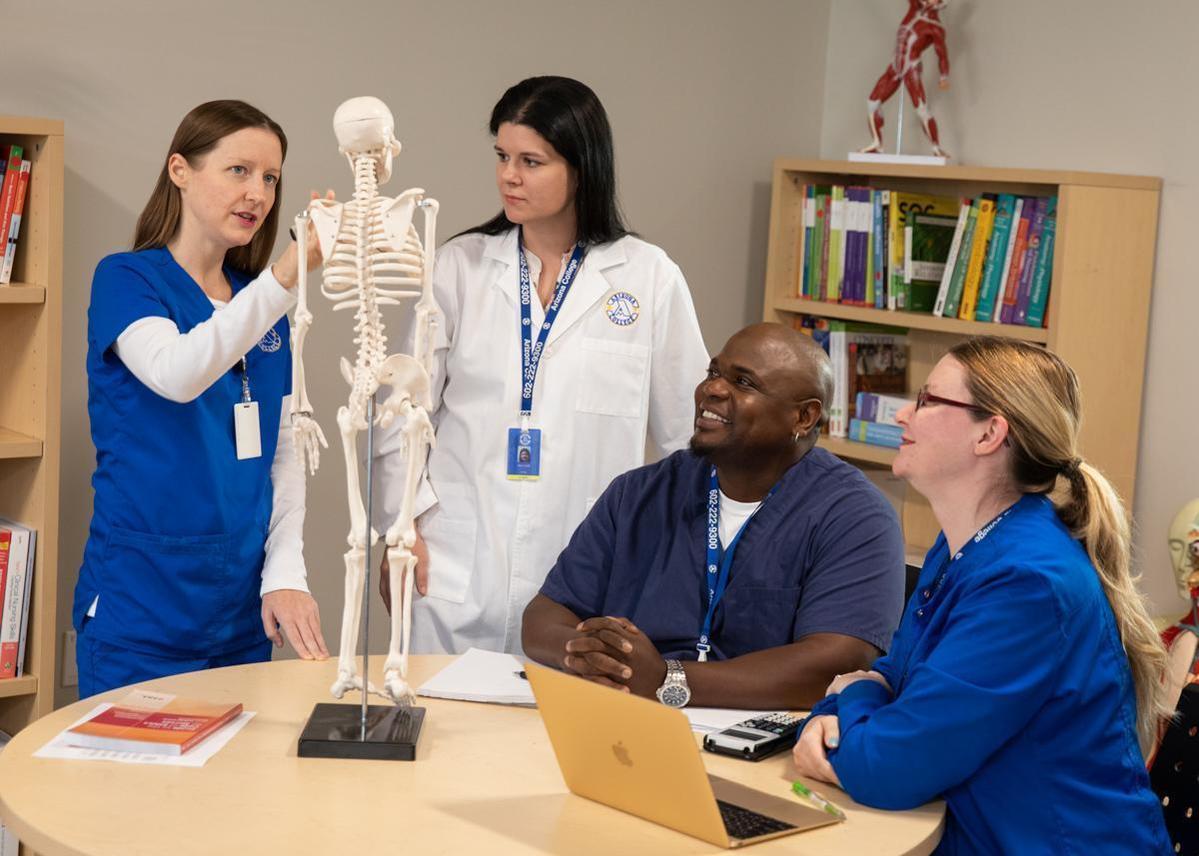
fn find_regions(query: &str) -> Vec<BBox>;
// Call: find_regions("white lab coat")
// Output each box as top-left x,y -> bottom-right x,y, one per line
374,227 -> 708,654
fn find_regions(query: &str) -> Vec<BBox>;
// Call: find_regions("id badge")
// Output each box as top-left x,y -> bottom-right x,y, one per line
234,401 -> 262,460
506,427 -> 541,480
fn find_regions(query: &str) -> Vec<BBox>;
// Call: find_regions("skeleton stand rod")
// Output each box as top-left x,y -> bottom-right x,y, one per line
896,92 -> 906,155
361,394 -> 376,735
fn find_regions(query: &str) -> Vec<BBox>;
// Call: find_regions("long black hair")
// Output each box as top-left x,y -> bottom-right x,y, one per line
461,76 -> 630,245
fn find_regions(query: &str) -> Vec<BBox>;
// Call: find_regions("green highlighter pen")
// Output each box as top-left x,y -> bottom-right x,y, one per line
792,780 -> 847,821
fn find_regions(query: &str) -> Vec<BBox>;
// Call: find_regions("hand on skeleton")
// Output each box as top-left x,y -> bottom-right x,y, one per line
271,190 -> 334,289
292,413 -> 329,476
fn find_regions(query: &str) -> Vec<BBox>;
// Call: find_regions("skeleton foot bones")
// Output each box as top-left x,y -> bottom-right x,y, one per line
290,96 -> 440,706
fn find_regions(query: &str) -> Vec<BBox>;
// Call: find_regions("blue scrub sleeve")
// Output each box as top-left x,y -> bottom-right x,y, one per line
88,256 -> 172,355
538,477 -> 626,618
827,566 -> 1067,810
792,488 -> 905,652
281,322 -> 293,397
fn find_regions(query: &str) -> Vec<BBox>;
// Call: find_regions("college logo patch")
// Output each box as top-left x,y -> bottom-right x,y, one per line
605,291 -> 640,327
257,328 -> 282,353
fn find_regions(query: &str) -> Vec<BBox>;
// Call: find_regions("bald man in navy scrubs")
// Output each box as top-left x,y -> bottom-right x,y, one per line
523,323 -> 904,710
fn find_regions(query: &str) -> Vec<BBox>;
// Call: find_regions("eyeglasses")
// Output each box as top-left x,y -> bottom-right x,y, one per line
915,387 -> 990,414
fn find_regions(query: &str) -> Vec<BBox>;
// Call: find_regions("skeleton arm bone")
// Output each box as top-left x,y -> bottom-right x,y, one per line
290,208 -> 329,475
413,198 -> 440,376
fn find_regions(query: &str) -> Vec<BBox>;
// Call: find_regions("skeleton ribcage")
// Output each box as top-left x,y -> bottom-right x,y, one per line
320,196 -> 426,311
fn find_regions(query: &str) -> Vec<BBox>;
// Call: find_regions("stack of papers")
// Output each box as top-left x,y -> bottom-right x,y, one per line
417,647 -> 535,705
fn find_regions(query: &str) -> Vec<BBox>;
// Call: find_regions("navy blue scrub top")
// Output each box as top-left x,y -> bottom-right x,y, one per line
75,248 -> 291,657
539,448 -> 905,660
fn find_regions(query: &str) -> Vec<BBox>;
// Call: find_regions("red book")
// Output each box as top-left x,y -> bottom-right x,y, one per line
0,531 -> 10,637
67,689 -> 243,755
0,160 -> 31,284
0,522 -> 31,679
0,146 -> 24,272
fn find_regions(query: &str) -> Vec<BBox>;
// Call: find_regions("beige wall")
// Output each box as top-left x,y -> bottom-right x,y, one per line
1,0 -> 831,707
819,1 -> 1197,616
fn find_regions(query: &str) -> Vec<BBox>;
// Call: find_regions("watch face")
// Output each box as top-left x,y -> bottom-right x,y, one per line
659,684 -> 690,708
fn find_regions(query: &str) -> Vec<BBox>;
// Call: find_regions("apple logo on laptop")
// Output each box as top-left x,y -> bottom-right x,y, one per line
612,741 -> 633,767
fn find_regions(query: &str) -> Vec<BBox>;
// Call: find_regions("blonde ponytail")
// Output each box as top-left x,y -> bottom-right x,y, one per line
1055,461 -> 1171,755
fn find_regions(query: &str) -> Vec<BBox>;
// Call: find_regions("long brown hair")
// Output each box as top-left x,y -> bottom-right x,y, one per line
133,100 -> 287,274
950,336 -> 1169,755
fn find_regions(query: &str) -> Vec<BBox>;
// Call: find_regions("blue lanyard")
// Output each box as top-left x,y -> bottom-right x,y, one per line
698,466 -> 777,661
518,229 -> 586,420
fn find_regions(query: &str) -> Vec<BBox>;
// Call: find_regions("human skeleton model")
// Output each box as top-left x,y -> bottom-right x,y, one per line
1162,499 -> 1199,710
290,96 -> 439,705
860,0 -> 951,158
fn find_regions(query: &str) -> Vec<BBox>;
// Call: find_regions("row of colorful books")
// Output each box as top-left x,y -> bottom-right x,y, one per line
0,519 -> 36,680
848,392 -> 911,450
0,145 -> 32,285
793,185 -> 1057,328
932,193 -> 1057,327
795,318 -> 907,439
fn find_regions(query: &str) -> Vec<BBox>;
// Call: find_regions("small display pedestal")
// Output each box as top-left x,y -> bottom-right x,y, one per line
298,703 -> 425,761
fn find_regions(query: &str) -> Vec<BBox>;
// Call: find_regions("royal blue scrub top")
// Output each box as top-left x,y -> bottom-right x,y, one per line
74,248 -> 291,657
807,494 -> 1171,854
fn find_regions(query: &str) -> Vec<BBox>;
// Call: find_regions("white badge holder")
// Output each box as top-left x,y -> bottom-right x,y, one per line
234,401 -> 261,460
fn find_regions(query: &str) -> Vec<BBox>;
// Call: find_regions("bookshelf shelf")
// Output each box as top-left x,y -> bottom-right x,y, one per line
764,158 -> 1160,551
0,676 -> 38,701
0,115 -> 63,743
0,286 -> 45,305
0,427 -> 42,460
775,298 -> 1051,344
818,436 -> 897,467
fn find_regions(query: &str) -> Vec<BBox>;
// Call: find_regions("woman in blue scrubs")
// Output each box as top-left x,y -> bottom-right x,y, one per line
75,100 -> 329,697
793,337 -> 1170,853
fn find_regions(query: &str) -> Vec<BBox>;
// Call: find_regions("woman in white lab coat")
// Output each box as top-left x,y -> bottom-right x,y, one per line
375,76 -> 708,655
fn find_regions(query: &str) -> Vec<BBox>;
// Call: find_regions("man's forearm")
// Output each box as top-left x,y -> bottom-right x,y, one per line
521,594 -> 583,668
683,633 -> 879,709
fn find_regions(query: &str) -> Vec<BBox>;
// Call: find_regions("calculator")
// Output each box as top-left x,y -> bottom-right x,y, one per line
701,712 -> 806,761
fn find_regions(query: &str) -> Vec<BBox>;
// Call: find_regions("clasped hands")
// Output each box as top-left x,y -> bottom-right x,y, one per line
561,616 -> 666,697
791,669 -> 892,787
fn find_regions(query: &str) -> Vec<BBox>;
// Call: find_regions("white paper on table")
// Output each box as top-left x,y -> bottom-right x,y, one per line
684,707 -> 786,734
33,703 -> 255,767
417,647 -> 535,706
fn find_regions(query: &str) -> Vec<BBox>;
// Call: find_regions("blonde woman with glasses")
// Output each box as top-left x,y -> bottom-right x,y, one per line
793,336 -> 1170,853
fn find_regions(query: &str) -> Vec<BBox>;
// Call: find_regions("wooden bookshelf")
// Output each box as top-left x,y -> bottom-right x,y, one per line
764,158 -> 1160,551
0,116 -> 63,747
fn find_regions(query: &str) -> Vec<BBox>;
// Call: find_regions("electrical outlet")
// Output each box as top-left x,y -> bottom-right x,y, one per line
61,630 -> 78,687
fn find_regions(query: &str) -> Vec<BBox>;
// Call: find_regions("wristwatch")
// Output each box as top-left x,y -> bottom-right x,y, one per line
655,659 -> 692,708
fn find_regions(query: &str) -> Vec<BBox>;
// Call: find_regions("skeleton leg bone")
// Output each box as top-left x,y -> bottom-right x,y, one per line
382,544 -> 417,704
330,545 -> 379,698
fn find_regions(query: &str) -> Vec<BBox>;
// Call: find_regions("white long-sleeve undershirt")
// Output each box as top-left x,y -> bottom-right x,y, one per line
109,267 -> 308,598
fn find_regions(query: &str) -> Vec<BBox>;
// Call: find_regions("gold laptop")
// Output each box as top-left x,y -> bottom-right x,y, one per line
525,662 -> 842,848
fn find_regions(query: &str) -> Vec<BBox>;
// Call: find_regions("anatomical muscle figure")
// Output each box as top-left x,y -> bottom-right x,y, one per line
860,0 -> 951,158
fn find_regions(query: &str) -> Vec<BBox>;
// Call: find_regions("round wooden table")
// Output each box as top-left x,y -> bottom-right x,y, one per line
0,656 -> 943,855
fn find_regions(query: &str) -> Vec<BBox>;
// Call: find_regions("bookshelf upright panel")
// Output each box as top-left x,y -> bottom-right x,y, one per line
0,116 -> 64,740
762,159 -> 1160,554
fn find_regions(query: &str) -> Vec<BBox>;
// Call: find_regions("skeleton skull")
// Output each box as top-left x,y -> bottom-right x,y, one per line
333,96 -> 402,184
1168,498 -> 1199,601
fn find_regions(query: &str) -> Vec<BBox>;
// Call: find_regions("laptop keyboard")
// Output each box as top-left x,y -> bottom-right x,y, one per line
717,799 -> 797,840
